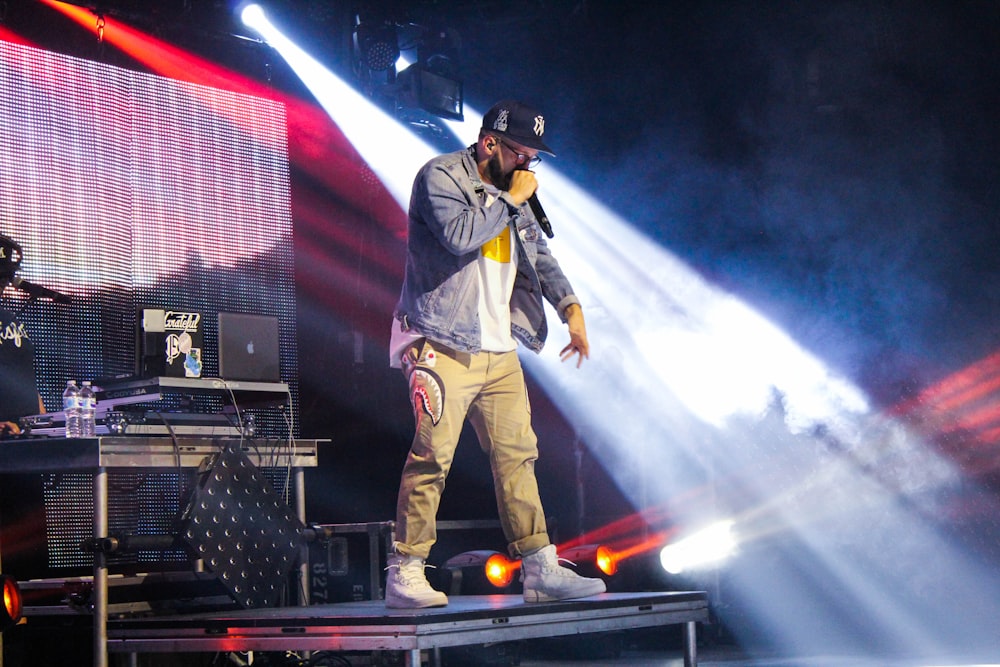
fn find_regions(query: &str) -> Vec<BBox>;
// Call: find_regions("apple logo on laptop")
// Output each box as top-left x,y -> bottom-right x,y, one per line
247,340 -> 255,355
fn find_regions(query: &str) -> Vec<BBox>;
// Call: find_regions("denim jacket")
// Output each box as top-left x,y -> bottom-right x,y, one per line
393,146 -> 579,355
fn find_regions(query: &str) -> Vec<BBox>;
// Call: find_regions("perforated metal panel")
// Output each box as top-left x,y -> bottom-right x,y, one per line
181,443 -> 304,609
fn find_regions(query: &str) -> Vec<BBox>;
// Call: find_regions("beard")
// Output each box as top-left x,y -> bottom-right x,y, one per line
486,150 -> 512,191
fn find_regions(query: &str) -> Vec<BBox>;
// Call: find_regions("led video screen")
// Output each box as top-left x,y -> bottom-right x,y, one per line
0,39 -> 297,417
0,39 -> 299,572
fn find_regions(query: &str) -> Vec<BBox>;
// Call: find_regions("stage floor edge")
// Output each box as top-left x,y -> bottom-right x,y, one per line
107,591 -> 709,654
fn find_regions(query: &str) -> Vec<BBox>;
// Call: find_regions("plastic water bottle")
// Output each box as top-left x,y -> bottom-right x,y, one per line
80,381 -> 97,437
63,380 -> 82,438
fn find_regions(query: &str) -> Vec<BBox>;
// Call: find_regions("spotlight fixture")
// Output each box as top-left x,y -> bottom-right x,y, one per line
398,62 -> 463,121
559,544 -> 619,577
443,550 -> 519,594
354,18 -> 399,72
395,25 -> 463,121
484,552 -> 518,587
1,574 -> 23,632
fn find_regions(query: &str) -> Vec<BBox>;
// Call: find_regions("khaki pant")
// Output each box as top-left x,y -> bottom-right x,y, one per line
394,339 -> 550,559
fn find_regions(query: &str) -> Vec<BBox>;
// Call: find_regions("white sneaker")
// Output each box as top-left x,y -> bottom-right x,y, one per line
385,554 -> 448,609
521,544 -> 607,602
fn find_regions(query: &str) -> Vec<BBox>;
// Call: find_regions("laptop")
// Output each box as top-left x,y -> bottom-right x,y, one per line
217,312 -> 281,382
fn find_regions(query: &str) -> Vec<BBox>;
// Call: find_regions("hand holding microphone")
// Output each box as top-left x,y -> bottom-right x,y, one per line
508,169 -> 537,205
526,194 -> 553,239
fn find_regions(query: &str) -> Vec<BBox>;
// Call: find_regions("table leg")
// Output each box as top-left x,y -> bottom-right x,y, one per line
368,523 -> 384,601
683,620 -> 698,667
94,466 -> 108,667
294,466 -> 309,606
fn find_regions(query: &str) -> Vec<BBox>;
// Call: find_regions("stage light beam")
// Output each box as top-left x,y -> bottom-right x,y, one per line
659,520 -> 736,575
240,3 -> 435,209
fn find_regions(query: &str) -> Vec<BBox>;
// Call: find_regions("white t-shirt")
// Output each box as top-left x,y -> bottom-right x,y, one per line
476,191 -> 519,353
389,189 -> 518,366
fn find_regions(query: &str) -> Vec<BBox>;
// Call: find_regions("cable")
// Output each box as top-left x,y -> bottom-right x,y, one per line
153,409 -> 184,506
221,380 -> 246,450
280,388 -> 296,505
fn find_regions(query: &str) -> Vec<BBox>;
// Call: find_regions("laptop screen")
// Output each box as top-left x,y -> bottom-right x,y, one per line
217,312 -> 281,382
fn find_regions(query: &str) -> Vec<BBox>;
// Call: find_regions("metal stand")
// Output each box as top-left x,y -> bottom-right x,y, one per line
684,619 -> 698,667
94,467 -> 109,667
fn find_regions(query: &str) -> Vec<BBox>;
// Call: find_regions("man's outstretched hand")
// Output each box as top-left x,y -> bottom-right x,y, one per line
560,304 -> 589,368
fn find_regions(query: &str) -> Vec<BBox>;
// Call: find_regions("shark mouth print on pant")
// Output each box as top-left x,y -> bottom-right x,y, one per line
410,367 -> 445,426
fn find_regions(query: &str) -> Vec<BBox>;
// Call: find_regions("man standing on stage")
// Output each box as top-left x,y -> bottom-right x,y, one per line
386,100 -> 605,608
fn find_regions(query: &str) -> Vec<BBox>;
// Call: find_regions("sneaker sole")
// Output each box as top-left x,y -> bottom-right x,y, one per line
385,594 -> 449,609
523,581 -> 606,603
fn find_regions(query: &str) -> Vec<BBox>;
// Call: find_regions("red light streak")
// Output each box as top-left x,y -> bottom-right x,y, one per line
892,350 -> 1000,473
39,0 -> 405,229
549,503 -> 689,569
0,26 -> 36,47
39,0 -> 407,324
609,532 -> 673,563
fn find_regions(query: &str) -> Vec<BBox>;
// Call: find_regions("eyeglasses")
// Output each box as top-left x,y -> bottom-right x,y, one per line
499,139 -> 542,168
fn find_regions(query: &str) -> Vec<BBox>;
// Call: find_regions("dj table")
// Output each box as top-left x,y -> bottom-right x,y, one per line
0,435 -> 320,667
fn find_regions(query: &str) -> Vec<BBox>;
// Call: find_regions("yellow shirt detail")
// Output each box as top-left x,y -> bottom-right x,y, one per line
481,226 -> 512,263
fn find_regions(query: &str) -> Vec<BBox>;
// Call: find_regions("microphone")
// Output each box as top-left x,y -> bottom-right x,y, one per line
9,276 -> 72,304
527,194 -> 554,239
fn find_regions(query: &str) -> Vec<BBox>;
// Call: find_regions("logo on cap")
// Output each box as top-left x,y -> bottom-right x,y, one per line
493,109 -> 510,133
533,115 -> 545,137
482,100 -> 554,155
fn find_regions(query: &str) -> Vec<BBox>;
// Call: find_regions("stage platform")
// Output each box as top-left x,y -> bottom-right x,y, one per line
107,591 -> 710,666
